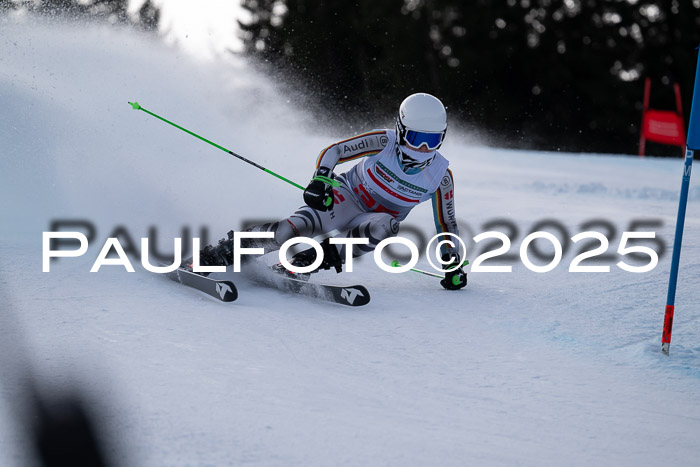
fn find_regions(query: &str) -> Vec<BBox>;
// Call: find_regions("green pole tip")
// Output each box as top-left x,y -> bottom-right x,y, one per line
391,260 -> 400,267
129,101 -> 142,110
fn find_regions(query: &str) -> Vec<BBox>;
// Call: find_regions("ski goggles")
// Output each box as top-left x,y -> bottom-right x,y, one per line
403,129 -> 445,150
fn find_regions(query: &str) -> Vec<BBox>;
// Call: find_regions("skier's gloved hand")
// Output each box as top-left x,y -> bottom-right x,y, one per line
440,253 -> 467,290
304,167 -> 340,212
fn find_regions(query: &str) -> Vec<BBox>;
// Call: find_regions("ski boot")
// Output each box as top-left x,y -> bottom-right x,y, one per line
270,249 -> 316,281
181,230 -> 235,276
271,238 -> 344,281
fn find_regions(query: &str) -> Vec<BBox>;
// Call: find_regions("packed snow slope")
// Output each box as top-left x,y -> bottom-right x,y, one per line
2,17 -> 700,467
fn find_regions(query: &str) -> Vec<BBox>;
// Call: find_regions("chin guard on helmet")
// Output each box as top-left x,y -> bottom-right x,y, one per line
396,145 -> 436,174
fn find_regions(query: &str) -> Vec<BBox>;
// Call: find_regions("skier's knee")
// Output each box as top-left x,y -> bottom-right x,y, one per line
347,214 -> 399,257
240,222 -> 283,253
357,214 -> 399,245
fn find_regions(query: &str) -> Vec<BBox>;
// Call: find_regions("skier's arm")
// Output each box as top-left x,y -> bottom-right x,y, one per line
314,130 -> 389,172
432,168 -> 467,290
304,131 -> 388,211
431,168 -> 459,239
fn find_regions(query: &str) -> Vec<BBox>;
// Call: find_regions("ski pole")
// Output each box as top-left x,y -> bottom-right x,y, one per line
391,260 -> 469,283
661,46 -> 700,355
128,101 -> 304,190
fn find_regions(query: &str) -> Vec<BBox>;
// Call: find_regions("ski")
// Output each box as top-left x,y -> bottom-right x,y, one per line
248,269 -> 370,307
165,267 -> 238,302
161,262 -> 367,306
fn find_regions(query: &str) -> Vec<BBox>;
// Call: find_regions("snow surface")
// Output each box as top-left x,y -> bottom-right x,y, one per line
2,17 -> 700,467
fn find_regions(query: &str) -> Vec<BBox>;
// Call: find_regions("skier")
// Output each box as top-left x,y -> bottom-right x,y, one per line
196,93 -> 467,290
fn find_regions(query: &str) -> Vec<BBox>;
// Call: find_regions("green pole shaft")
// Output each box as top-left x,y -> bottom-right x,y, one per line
390,260 -> 469,279
128,101 -> 304,190
405,267 -> 443,278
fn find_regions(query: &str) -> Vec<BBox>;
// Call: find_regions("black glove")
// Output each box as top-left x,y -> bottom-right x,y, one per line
440,253 -> 467,290
303,167 -> 339,212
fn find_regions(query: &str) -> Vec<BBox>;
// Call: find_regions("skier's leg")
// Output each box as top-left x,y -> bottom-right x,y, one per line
287,211 -> 400,274
274,203 -> 359,271
240,204 -> 343,254
188,221 -> 288,268
335,212 -> 400,259
248,208 -> 329,249
261,185 -> 365,251
193,186 -> 362,268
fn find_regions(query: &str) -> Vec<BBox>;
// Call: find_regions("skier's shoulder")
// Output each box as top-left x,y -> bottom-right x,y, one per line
433,150 -> 449,170
334,128 -> 393,148
331,129 -> 393,161
421,151 -> 450,190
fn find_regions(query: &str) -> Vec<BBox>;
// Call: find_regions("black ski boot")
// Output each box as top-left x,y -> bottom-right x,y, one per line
271,249 -> 317,281
187,223 -> 282,273
202,230 -> 236,266
271,238 -> 344,280
182,230 -> 235,275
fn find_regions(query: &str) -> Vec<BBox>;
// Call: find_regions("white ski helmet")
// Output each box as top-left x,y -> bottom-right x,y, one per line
396,93 -> 447,174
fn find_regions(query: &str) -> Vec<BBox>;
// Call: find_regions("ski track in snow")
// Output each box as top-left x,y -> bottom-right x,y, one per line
2,16 -> 700,466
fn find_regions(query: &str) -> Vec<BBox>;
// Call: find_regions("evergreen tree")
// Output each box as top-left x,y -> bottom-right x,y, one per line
240,0 -> 700,154
1,0 -> 159,30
